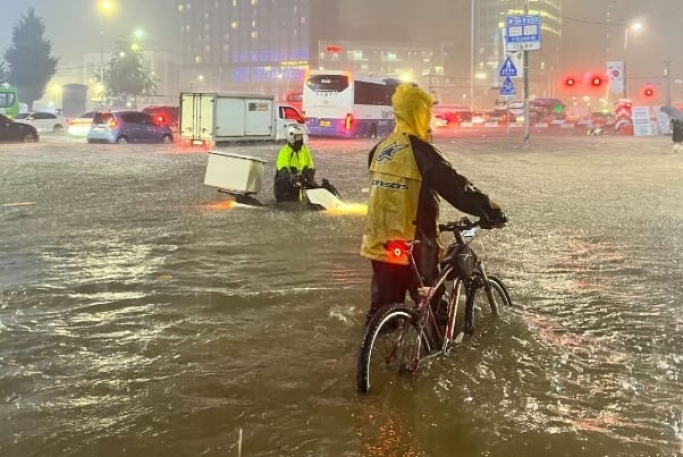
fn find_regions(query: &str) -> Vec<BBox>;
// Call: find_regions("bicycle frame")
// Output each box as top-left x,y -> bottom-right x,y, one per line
399,222 -> 501,356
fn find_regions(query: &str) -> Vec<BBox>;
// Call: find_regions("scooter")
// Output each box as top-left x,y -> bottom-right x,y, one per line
204,150 -> 345,211
219,182 -> 343,211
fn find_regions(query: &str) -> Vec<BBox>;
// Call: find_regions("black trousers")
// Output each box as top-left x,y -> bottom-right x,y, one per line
368,239 -> 441,320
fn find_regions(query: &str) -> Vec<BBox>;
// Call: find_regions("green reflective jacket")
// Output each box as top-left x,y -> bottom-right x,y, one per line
276,144 -> 314,172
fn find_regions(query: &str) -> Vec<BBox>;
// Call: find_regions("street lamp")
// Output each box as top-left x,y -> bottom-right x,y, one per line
623,22 -> 643,98
96,0 -> 116,103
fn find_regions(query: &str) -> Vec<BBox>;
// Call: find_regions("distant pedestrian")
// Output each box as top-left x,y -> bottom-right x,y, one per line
672,119 -> 683,152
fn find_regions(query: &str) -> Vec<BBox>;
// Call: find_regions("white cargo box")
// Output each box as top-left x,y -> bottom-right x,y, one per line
204,151 -> 267,195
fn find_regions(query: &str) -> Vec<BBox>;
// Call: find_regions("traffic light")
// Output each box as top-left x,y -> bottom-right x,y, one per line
564,76 -> 576,88
590,75 -> 604,87
643,86 -> 655,98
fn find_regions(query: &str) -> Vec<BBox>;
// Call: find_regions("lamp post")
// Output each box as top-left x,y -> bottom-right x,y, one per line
96,0 -> 116,103
622,22 -> 642,99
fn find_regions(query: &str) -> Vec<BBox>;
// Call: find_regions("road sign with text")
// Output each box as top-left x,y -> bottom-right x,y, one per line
505,15 -> 541,51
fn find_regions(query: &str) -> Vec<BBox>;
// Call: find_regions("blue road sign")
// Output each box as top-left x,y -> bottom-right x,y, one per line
505,15 -> 541,51
499,56 -> 518,77
500,76 -> 516,97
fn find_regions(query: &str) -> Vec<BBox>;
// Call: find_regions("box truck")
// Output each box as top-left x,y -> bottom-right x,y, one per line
179,92 -> 307,145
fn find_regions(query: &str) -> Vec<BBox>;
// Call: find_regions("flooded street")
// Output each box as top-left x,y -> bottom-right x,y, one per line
1,134 -> 683,457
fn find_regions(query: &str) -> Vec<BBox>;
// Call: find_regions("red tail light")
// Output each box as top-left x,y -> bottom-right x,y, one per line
157,116 -> 165,124
345,113 -> 353,130
108,119 -> 118,129
385,240 -> 409,259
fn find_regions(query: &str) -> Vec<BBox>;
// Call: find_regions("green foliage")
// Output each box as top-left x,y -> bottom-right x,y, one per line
0,61 -> 7,84
104,37 -> 158,99
3,8 -> 58,109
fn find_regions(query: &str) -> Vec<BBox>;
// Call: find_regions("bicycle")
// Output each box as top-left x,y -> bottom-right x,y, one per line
356,217 -> 512,393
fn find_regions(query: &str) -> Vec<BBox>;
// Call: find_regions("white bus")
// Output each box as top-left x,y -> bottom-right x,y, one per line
302,69 -> 402,138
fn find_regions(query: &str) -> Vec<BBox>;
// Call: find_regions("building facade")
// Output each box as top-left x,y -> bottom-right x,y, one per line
178,0 -> 324,95
177,0 -> 468,101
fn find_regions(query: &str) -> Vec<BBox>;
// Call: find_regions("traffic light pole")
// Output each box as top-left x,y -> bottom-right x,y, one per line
523,0 -> 530,144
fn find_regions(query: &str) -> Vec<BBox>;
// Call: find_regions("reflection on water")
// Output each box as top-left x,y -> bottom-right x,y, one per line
199,199 -> 237,212
1,139 -> 682,456
326,203 -> 368,216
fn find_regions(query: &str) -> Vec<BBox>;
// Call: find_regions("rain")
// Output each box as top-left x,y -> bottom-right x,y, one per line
1,1 -> 683,456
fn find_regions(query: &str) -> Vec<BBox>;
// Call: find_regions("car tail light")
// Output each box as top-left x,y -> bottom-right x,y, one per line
157,116 -> 165,124
108,119 -> 118,129
345,113 -> 353,130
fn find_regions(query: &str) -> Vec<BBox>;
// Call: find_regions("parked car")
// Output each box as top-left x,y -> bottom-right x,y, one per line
142,105 -> 179,136
67,111 -> 95,137
14,111 -> 68,133
432,105 -> 472,127
471,111 -> 490,125
86,110 -> 174,144
0,113 -> 39,142
489,109 -> 517,124
591,111 -> 616,127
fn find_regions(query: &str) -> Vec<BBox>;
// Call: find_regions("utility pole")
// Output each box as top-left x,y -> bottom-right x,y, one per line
470,0 -> 475,111
664,60 -> 672,106
523,0 -> 530,144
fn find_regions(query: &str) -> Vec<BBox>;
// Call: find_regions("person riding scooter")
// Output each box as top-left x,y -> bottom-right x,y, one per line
273,125 -> 340,203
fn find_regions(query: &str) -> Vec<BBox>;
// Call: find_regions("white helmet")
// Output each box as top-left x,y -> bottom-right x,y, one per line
286,124 -> 306,145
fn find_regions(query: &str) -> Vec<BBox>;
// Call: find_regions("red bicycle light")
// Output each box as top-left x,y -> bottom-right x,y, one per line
385,240 -> 409,258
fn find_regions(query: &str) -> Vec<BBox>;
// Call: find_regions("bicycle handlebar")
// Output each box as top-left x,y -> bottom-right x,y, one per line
439,215 -> 507,233
438,217 -> 481,233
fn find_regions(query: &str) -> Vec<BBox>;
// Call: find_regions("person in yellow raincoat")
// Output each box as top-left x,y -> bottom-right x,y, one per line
360,83 -> 507,324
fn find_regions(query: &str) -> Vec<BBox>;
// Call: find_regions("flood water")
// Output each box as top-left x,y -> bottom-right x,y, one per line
1,134 -> 682,456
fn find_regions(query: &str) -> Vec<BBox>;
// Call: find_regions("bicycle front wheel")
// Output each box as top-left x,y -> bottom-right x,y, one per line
470,275 -> 512,324
356,304 -> 430,393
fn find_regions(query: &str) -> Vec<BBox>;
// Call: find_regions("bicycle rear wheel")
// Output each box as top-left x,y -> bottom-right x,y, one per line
356,304 -> 430,393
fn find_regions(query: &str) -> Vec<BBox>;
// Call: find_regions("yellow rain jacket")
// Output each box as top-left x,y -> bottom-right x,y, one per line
361,84 -> 433,265
361,84 -> 497,266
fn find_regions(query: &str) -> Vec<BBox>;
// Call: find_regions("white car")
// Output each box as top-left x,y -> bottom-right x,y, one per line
66,111 -> 96,137
14,111 -> 68,133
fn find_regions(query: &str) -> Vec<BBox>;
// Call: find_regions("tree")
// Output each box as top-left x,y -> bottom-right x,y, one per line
104,37 -> 158,105
3,8 -> 58,110
0,61 -> 7,84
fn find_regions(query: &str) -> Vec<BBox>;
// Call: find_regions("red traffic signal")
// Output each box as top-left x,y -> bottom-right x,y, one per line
590,75 -> 604,87
564,76 -> 576,88
643,87 -> 655,97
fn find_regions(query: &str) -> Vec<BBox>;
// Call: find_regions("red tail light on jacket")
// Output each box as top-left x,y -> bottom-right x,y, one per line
385,240 -> 409,259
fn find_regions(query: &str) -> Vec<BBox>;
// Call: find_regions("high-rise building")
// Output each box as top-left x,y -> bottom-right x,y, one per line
177,0 -> 469,99
472,0 -> 562,104
177,0 -> 342,94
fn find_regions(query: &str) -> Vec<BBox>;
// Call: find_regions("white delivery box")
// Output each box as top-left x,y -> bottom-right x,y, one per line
204,151 -> 267,195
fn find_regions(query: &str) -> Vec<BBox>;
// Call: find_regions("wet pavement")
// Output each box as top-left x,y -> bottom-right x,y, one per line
1,132 -> 682,457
